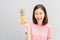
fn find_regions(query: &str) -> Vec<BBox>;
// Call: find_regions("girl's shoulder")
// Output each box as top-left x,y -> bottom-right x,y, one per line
45,24 -> 51,27
45,23 -> 52,29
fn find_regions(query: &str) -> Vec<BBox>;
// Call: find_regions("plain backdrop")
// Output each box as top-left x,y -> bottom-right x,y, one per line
0,0 -> 60,40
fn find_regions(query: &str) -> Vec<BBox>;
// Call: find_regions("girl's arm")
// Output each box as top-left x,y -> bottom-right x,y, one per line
20,18 -> 31,40
25,24 -> 31,40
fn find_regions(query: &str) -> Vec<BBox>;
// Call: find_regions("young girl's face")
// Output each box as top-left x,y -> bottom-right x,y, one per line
35,8 -> 45,23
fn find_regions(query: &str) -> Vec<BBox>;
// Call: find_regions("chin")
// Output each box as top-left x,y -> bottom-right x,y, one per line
37,20 -> 43,22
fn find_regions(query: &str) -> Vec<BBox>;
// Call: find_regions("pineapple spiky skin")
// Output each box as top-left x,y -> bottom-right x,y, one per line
20,16 -> 27,25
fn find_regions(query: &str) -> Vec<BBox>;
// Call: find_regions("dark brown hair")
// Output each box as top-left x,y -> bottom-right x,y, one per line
32,4 -> 48,25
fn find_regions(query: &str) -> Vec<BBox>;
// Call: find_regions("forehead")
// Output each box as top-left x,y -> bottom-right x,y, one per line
35,8 -> 44,13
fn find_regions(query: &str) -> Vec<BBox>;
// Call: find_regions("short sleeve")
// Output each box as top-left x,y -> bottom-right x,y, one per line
47,25 -> 52,39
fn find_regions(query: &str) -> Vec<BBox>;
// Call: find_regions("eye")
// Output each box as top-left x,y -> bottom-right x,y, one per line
35,13 -> 38,15
39,13 -> 42,15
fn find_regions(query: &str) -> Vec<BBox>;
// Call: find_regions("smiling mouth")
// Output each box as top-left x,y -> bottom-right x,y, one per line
37,17 -> 42,21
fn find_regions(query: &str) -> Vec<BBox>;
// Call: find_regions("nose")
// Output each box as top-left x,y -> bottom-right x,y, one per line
38,14 -> 41,17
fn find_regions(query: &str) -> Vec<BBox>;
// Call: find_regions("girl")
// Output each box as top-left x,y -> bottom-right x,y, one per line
20,4 -> 52,40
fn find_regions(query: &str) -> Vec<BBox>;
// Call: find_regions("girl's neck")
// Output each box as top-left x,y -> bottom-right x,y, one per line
37,21 -> 42,26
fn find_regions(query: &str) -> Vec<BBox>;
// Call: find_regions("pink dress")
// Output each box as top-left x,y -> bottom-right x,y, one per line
29,22 -> 52,40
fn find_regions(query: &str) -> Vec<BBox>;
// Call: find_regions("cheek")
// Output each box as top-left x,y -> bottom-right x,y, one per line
40,14 -> 45,21
42,15 -> 45,18
41,13 -> 45,17
35,15 -> 37,19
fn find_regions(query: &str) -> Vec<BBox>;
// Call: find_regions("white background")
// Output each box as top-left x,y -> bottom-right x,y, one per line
0,0 -> 60,40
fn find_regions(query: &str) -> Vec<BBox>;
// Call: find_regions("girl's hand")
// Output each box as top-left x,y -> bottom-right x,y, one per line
20,15 -> 29,27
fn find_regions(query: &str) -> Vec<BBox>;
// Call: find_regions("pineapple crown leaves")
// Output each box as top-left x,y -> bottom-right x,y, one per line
20,9 -> 25,16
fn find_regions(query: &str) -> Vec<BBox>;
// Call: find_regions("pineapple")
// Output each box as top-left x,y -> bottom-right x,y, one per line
20,9 -> 27,25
